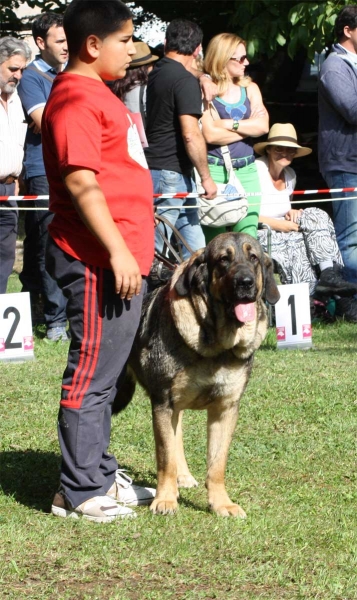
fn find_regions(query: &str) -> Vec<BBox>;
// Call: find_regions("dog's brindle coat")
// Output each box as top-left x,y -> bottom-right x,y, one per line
114,233 -> 280,517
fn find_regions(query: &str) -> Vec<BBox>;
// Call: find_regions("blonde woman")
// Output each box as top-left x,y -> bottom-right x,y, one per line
201,33 -> 269,242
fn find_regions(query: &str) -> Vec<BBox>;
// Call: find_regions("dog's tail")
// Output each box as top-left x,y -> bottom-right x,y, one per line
112,365 -> 137,415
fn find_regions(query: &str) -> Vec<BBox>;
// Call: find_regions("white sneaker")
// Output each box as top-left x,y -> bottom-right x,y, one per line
51,490 -> 136,522
107,469 -> 156,506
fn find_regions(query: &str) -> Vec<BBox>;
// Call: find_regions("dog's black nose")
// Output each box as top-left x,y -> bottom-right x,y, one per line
234,273 -> 255,290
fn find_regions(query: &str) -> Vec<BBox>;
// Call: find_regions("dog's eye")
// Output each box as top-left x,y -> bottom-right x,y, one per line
219,255 -> 228,264
250,253 -> 258,263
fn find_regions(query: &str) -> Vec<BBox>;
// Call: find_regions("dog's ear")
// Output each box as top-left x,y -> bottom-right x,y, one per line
175,250 -> 207,297
262,253 -> 280,305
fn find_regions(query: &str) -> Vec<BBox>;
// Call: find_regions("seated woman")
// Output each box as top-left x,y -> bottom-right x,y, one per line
254,123 -> 356,309
200,33 -> 269,242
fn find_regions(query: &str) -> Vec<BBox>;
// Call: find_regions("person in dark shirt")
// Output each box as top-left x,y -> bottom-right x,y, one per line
145,19 -> 217,260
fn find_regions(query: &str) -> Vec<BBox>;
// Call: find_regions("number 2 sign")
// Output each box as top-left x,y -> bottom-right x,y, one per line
275,283 -> 312,350
0,293 -> 34,362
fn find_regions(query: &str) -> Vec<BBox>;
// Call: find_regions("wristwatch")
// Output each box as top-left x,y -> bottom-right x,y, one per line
232,119 -> 240,132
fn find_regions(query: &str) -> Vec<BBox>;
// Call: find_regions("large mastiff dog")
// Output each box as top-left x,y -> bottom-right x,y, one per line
114,232 -> 280,517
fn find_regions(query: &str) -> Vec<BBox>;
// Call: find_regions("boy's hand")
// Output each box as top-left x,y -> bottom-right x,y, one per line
110,249 -> 142,300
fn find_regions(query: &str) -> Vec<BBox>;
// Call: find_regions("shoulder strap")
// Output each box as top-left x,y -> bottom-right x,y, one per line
26,64 -> 56,84
209,101 -> 220,121
139,84 -> 146,124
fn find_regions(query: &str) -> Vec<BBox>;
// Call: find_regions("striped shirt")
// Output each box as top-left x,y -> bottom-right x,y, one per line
0,88 -> 27,179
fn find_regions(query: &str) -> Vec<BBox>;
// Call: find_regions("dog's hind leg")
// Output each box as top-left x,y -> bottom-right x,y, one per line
206,402 -> 246,518
150,405 -> 180,515
176,411 -> 199,488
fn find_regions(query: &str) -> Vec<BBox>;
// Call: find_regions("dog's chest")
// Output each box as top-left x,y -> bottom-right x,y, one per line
172,357 -> 250,410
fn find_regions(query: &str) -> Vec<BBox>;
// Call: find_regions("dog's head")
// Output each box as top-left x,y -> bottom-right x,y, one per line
174,232 -> 280,324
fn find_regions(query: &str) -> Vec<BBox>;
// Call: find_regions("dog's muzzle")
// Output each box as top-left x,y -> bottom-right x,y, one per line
225,267 -> 258,323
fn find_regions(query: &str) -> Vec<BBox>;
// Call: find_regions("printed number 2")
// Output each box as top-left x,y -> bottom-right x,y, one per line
288,294 -> 297,335
4,306 -> 22,349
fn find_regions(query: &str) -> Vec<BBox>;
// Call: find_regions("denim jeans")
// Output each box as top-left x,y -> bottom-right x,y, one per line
151,169 -> 205,261
0,182 -> 17,293
20,175 -> 67,327
325,170 -> 357,284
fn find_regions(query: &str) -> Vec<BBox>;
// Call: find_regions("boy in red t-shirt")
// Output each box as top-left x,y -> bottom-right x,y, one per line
42,0 -> 155,522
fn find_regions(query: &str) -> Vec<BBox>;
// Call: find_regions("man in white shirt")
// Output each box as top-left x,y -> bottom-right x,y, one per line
0,37 -> 31,293
18,13 -> 69,340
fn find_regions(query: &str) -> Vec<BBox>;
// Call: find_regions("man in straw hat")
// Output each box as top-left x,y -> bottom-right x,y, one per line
318,5 -> 357,321
254,123 -> 357,306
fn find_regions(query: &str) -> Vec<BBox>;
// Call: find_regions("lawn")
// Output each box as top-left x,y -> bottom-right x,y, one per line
1,272 -> 357,599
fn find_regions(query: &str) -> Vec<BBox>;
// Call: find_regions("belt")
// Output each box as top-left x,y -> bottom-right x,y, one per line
0,175 -> 17,185
207,154 -> 255,169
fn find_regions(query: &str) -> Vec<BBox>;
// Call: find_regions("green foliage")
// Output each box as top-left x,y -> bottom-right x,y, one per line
138,0 -> 351,61
287,1 -> 340,61
1,0 -> 351,59
0,0 -> 66,35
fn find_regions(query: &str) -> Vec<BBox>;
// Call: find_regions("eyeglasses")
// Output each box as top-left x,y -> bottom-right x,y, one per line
271,145 -> 297,156
229,55 -> 248,64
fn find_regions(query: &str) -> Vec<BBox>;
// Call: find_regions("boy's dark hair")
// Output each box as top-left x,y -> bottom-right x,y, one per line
32,12 -> 64,43
165,19 -> 203,56
335,5 -> 357,41
63,0 -> 132,56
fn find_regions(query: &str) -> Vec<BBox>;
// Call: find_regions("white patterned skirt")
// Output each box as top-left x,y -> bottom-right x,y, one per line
257,207 -> 343,295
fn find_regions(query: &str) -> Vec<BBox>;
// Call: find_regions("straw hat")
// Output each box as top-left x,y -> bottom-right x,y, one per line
129,41 -> 159,68
253,123 -> 312,158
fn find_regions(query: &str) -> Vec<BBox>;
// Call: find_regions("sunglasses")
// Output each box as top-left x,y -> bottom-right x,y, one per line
229,55 -> 248,64
271,145 -> 297,156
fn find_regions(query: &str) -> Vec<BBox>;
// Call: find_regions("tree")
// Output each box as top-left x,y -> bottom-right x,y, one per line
0,0 -> 350,99
135,0 -> 349,60
134,0 -> 351,101
0,1 -> 67,35
1,1 -> 349,53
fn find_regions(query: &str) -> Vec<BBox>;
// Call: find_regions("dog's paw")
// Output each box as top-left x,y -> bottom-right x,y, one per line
210,502 -> 247,518
177,473 -> 199,488
150,497 -> 178,515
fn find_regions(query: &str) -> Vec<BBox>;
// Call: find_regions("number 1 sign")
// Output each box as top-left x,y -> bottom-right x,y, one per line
0,292 -> 34,362
275,283 -> 312,350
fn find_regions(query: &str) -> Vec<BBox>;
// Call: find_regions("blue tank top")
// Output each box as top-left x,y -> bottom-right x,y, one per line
207,88 -> 254,160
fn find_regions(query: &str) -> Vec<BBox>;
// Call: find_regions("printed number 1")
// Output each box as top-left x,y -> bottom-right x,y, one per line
3,306 -> 22,349
288,294 -> 297,335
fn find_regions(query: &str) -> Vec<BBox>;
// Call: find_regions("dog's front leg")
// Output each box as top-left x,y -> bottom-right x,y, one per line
176,411 -> 199,488
206,402 -> 246,518
150,405 -> 179,515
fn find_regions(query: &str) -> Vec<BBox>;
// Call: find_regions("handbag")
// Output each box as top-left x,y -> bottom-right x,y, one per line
195,103 -> 248,228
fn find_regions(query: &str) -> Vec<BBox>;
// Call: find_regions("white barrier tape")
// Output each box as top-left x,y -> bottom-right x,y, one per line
1,195 -> 356,211
1,187 -> 357,202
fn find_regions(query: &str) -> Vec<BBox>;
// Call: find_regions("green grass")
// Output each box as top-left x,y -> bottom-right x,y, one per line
1,272 -> 357,599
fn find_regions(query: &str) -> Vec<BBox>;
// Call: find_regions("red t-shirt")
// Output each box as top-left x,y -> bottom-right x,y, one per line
42,72 -> 154,275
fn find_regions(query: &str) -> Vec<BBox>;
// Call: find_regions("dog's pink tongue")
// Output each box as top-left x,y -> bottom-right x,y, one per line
234,302 -> 256,322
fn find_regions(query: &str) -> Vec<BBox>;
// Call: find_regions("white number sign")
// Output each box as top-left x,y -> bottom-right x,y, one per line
275,283 -> 312,350
0,292 -> 34,362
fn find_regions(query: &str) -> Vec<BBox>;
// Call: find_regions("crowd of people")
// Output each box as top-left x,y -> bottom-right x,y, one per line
0,0 -> 356,522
